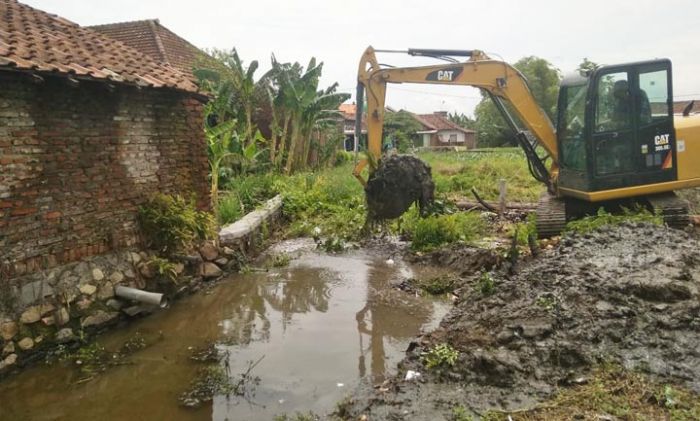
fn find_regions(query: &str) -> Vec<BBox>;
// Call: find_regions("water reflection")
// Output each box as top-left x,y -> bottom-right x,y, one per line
0,245 -> 449,421
356,260 -> 433,381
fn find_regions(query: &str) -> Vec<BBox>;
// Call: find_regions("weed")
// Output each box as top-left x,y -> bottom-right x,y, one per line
565,206 -> 662,235
486,365 -> 700,420
416,276 -> 457,295
409,212 -> 486,252
266,252 -> 291,268
475,272 -> 496,296
420,149 -> 543,203
421,343 -> 459,369
536,294 -> 557,312
218,192 -> 244,225
318,235 -> 347,253
120,331 -> 148,354
451,405 -> 474,421
273,412 -> 320,421
146,256 -> 179,283
139,193 -> 215,254
179,365 -> 236,408
72,342 -> 110,376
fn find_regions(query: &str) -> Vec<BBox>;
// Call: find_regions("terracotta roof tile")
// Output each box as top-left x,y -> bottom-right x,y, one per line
88,19 -> 206,81
413,112 -> 475,133
0,0 -> 199,94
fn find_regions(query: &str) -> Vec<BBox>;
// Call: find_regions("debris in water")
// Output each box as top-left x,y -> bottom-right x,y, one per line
365,155 -> 435,220
404,370 -> 421,381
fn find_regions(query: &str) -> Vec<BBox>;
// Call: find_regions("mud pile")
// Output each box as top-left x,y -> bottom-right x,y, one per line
344,223 -> 700,419
440,222 -> 700,393
365,155 -> 435,220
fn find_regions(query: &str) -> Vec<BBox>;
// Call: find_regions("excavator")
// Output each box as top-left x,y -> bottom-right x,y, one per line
352,46 -> 700,236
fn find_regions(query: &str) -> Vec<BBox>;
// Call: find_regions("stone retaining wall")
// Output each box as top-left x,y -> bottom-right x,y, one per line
0,195 -> 284,375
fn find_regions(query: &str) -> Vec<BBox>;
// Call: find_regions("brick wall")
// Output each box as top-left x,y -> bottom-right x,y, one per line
0,72 -> 209,278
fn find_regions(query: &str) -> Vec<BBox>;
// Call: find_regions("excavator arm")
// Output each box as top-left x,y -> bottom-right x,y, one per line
353,46 -> 559,191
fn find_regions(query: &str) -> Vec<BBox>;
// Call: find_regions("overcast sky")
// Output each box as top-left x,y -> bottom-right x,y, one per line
23,0 -> 700,116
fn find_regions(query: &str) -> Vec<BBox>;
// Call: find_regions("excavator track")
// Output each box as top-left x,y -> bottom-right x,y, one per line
535,193 -> 567,238
646,192 -> 690,229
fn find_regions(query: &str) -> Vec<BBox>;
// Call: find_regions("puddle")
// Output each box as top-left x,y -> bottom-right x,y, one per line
0,240 -> 449,420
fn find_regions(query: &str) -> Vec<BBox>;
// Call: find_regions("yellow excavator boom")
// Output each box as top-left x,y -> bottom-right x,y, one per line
353,46 -> 559,187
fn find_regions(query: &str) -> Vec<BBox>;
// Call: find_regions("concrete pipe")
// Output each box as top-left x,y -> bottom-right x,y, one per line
115,285 -> 168,308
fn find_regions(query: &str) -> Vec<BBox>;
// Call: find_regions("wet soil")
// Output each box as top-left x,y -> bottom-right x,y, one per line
366,155 -> 435,220
342,223 -> 700,420
0,239 -> 449,421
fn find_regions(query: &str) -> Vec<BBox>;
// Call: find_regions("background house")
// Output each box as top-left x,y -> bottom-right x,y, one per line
339,103 -> 367,151
0,0 -> 209,279
88,19 -> 207,82
412,111 -> 477,149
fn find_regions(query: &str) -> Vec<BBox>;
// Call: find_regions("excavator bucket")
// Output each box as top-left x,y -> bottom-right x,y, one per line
365,155 -> 435,220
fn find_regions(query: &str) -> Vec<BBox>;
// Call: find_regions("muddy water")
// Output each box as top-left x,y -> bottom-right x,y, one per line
0,239 -> 449,420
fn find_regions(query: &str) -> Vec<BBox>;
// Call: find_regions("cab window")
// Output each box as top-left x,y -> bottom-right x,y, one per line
639,69 -> 669,124
558,83 -> 587,171
595,72 -> 632,132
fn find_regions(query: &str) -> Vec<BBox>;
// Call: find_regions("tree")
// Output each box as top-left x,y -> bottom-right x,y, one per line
448,112 -> 476,131
578,58 -> 600,74
263,57 -> 348,173
195,48 -> 261,147
383,110 -> 423,152
473,56 -> 561,147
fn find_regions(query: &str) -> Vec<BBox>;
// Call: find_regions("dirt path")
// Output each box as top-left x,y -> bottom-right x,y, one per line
340,223 -> 700,420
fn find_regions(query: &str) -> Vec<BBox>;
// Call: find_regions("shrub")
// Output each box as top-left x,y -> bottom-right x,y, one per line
421,343 -> 459,369
565,206 -> 662,235
333,150 -> 353,167
139,194 -> 215,254
475,272 -> 496,296
410,212 -> 485,251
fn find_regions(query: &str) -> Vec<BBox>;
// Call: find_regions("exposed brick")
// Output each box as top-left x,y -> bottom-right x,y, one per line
1,73 -> 209,279
44,211 -> 62,219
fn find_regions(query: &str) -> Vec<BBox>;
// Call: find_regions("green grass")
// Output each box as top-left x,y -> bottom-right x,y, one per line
219,172 -> 280,224
217,149 -> 538,249
417,149 -> 543,203
564,207 -> 663,235
402,209 -> 486,252
482,365 -> 700,421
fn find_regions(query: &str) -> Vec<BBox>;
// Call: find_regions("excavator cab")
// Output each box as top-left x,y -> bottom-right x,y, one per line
557,60 -> 676,195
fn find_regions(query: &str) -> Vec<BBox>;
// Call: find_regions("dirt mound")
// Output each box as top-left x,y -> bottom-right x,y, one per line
365,155 -> 435,220
407,244 -> 500,276
342,223 -> 700,419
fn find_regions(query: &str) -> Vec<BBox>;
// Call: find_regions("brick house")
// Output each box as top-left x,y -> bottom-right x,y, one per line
0,0 -> 210,278
339,103 -> 366,151
88,19 -> 207,81
412,111 -> 477,149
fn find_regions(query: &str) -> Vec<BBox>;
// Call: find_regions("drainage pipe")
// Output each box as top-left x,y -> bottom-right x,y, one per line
115,286 -> 168,308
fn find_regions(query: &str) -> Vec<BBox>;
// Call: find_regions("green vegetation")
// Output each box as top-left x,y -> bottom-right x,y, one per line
266,252 -> 291,268
421,343 -> 459,369
415,275 -> 457,295
179,366 -> 237,408
420,149 -> 543,203
138,193 -> 215,254
564,207 -> 662,235
473,56 -> 560,147
383,109 -> 423,152
406,211 -> 486,252
482,365 -> 700,420
475,272 -> 496,296
195,49 -> 349,211
280,163 -> 366,241
215,149 -> 539,254
273,412 -> 321,421
145,256 -> 179,284
451,405 -> 474,421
